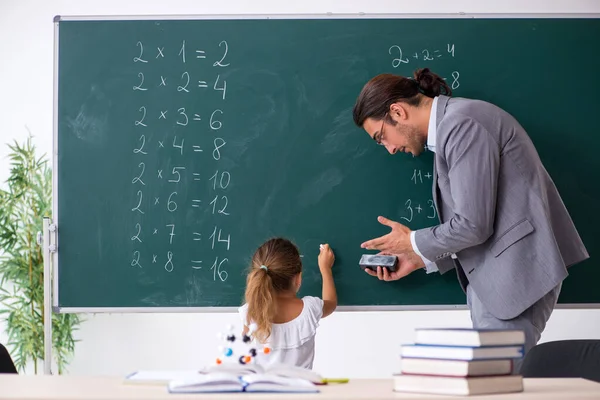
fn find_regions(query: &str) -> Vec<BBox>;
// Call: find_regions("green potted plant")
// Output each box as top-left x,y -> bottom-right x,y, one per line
0,134 -> 81,374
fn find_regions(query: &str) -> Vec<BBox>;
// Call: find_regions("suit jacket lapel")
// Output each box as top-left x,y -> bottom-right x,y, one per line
432,159 -> 442,222
431,95 -> 450,223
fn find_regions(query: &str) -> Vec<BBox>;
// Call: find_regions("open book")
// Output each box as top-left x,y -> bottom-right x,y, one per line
198,362 -> 324,384
126,362 -> 326,390
168,372 -> 319,393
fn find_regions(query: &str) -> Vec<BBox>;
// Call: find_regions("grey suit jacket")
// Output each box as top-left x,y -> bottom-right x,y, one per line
414,95 -> 589,320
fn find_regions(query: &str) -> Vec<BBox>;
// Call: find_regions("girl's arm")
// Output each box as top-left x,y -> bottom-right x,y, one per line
318,244 -> 337,318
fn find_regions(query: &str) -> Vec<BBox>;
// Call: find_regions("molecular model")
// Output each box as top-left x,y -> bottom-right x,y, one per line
215,323 -> 271,366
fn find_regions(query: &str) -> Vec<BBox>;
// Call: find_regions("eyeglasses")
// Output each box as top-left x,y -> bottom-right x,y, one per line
373,113 -> 387,145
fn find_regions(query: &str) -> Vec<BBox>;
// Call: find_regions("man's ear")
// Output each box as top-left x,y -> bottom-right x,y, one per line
389,102 -> 409,122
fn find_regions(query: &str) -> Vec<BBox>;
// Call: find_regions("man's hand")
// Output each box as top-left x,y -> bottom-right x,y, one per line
361,216 -> 412,254
363,251 -> 425,281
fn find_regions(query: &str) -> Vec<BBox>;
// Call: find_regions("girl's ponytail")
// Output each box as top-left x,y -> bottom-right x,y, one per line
245,266 -> 277,343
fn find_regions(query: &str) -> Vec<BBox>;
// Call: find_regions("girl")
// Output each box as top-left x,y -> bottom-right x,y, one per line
238,237 -> 337,369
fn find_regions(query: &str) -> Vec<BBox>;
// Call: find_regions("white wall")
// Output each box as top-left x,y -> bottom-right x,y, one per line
1,0 -> 599,378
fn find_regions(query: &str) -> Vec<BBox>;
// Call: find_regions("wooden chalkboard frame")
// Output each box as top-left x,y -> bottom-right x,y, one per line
51,13 -> 600,313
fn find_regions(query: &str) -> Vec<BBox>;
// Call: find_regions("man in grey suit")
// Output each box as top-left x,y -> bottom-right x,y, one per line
352,68 -> 589,371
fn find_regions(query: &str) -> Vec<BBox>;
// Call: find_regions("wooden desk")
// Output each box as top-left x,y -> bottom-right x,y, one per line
0,375 -> 599,400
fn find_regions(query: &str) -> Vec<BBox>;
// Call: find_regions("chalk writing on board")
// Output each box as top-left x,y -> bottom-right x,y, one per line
133,41 -> 147,63
400,198 -> 438,222
400,166 -> 438,223
211,256 -> 229,281
389,43 -> 455,67
129,39 -> 232,280
131,223 -> 142,243
133,135 -> 147,155
382,42 -> 455,226
178,72 -> 190,92
411,169 -> 434,184
165,251 -> 174,272
411,169 -> 422,184
401,199 -> 414,223
214,75 -> 227,100
213,138 -> 227,160
447,44 -> 455,57
387,44 -> 460,90
173,136 -> 184,155
210,170 -> 231,190
168,167 -> 185,183
213,40 -> 230,67
440,72 -> 461,89
131,251 -> 142,268
427,200 -> 437,219
135,106 -> 147,126
166,224 -> 176,244
167,192 -> 178,212
451,71 -> 460,90
133,72 -> 148,91
404,167 -> 437,221
179,40 -> 186,63
210,109 -> 223,130
131,190 -> 144,214
132,162 -> 146,185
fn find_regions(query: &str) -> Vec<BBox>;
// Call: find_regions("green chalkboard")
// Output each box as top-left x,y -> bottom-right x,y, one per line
55,15 -> 599,310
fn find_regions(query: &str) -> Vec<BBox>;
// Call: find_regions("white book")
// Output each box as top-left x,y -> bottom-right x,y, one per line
400,358 -> 513,377
415,328 -> 525,347
124,370 -> 201,385
400,344 -> 524,360
393,374 -> 524,396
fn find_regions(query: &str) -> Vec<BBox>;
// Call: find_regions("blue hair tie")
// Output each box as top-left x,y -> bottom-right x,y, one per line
260,265 -> 268,271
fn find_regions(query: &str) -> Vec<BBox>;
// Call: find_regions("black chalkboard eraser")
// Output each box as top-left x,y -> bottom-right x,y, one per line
359,254 -> 398,272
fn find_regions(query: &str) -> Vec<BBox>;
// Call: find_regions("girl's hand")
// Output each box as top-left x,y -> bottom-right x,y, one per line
318,243 -> 335,271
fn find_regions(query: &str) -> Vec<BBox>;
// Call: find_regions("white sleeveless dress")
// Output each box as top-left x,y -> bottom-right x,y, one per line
238,296 -> 324,369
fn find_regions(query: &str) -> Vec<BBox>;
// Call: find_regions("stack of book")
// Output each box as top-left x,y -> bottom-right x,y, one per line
394,328 -> 526,396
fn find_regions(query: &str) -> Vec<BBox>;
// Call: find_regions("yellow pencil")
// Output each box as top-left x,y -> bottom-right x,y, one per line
322,378 -> 349,384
